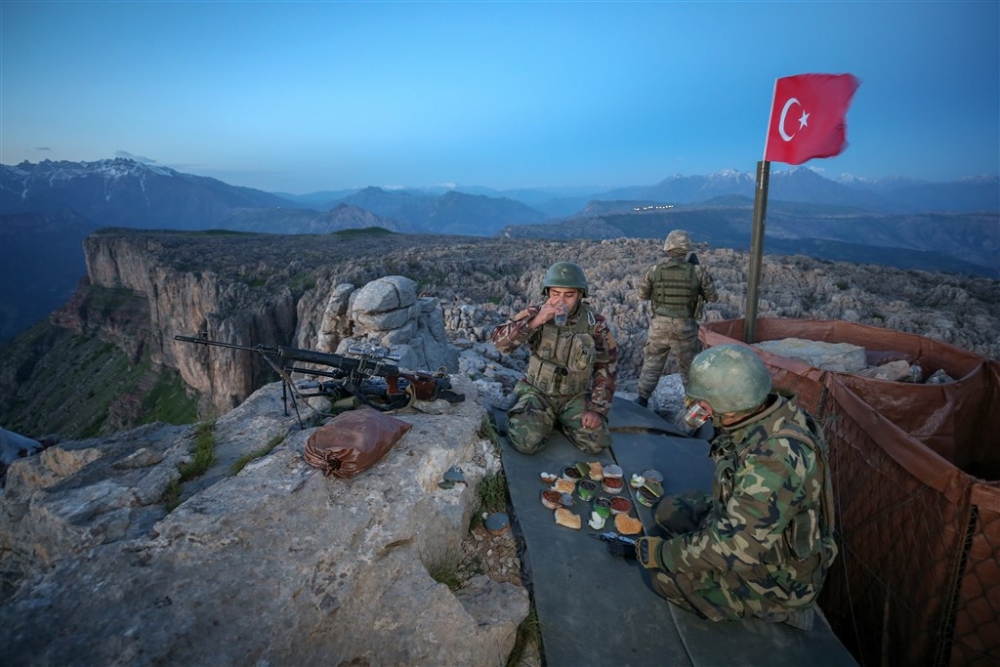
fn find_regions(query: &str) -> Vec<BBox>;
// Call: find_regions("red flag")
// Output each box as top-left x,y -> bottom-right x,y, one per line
764,73 -> 859,165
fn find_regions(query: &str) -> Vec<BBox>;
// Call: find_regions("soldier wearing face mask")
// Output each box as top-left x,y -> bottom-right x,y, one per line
631,345 -> 838,631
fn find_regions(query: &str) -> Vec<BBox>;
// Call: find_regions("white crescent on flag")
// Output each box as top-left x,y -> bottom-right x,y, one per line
778,97 -> 802,142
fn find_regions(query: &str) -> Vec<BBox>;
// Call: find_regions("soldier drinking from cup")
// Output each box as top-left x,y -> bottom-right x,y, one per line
491,262 -> 619,455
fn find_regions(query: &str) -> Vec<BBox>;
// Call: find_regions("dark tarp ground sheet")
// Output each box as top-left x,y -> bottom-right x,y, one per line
495,397 -> 857,667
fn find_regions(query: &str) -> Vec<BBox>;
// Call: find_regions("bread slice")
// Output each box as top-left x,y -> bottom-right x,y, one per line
552,478 -> 576,495
614,513 -> 643,535
555,508 -> 581,530
588,461 -> 604,481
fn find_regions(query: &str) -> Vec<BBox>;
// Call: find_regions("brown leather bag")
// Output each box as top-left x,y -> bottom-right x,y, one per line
303,407 -> 412,479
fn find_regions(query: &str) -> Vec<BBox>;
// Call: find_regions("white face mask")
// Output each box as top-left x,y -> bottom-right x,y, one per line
683,402 -> 712,429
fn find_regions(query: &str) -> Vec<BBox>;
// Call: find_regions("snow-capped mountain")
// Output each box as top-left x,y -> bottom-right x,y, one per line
1,158 -> 296,228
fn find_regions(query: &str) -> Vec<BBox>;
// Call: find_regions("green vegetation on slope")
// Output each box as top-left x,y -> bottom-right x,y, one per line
0,321 -> 199,440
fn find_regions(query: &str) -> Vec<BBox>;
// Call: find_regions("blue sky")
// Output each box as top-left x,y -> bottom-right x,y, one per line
2,1 -> 998,194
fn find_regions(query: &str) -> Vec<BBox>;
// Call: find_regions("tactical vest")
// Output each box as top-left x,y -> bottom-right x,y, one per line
525,304 -> 598,397
650,259 -> 699,318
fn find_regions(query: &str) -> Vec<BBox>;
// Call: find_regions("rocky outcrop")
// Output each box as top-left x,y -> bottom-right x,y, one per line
316,276 -> 459,374
753,338 -> 868,373
1,375 -> 529,666
59,230 -> 999,427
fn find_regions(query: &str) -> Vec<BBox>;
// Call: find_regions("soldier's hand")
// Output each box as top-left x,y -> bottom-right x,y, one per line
635,536 -> 665,570
606,539 -> 637,559
531,302 -> 561,327
581,411 -> 602,430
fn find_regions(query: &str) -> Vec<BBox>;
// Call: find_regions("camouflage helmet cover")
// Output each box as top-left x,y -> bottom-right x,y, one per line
686,344 -> 772,413
542,261 -> 588,297
664,229 -> 692,254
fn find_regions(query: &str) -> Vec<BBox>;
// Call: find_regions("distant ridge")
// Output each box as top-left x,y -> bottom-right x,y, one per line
1,157 -> 997,342
1,158 -> 296,228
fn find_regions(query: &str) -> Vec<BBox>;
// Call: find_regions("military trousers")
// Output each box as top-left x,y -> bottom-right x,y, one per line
505,380 -> 611,455
637,316 -> 701,396
649,491 -> 818,621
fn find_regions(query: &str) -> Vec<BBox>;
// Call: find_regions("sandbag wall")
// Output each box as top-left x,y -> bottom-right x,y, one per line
701,319 -> 1000,667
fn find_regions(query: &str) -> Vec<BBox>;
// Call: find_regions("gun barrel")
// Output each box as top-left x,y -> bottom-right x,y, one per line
174,335 -> 403,377
173,334 -> 265,353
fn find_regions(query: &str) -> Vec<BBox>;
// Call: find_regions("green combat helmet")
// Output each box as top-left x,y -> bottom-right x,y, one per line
664,229 -> 691,254
686,344 -> 772,413
542,262 -> 588,297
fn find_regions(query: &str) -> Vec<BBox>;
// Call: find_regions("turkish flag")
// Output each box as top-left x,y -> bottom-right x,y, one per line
764,73 -> 859,165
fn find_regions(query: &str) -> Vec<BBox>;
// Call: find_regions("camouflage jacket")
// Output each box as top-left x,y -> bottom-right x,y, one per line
491,303 -> 618,417
658,392 -> 837,596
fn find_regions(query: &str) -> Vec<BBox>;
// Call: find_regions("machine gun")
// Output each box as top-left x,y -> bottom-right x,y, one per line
174,333 -> 464,424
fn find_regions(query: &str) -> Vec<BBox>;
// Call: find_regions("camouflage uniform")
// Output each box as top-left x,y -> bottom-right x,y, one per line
637,257 -> 717,392
492,302 -> 618,454
647,391 -> 838,621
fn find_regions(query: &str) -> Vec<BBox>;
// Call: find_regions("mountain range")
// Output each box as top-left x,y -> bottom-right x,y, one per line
1,157 -> 998,341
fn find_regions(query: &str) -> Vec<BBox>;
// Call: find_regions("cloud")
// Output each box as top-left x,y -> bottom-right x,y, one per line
115,151 -> 157,164
35,147 -> 52,151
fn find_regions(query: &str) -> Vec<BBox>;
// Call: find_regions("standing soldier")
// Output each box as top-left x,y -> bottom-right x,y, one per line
492,262 -> 618,455
635,229 -> 718,407
630,344 -> 838,630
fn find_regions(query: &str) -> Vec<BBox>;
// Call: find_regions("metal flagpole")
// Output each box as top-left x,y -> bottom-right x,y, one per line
744,159 -> 770,344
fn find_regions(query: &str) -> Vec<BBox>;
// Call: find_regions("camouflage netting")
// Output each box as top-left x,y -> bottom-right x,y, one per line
701,318 -> 1000,667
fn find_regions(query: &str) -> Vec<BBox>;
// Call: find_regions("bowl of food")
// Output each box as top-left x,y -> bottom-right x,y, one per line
641,469 -> 663,485
636,487 -> 657,507
636,481 -> 664,507
602,476 -> 624,495
594,497 -> 612,518
577,479 -> 597,501
610,496 -> 633,515
541,489 -> 563,510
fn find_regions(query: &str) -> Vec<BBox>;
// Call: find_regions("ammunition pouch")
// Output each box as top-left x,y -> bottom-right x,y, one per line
784,507 -> 823,560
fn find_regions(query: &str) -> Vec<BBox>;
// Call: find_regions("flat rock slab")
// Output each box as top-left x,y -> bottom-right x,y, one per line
494,408 -> 691,667
496,397 -> 857,667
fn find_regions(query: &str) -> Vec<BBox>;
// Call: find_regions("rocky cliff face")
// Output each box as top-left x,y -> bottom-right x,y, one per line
82,232 -> 298,414
6,228 -> 997,437
85,233 -> 1000,410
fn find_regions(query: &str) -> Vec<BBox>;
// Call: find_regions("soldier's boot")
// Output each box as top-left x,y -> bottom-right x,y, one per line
636,396 -> 649,408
